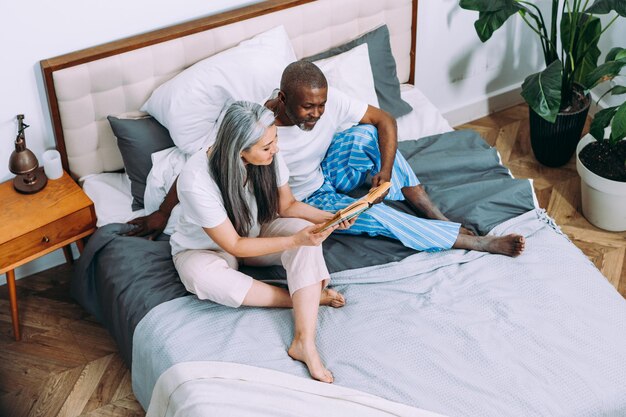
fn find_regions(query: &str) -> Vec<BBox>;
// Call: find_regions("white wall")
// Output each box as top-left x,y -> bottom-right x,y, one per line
415,0 -> 542,126
417,1 -> 626,126
1,1 -> 624,284
0,0 -> 261,285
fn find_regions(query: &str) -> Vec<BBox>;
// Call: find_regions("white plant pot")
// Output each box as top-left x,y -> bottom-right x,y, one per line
576,134 -> 626,231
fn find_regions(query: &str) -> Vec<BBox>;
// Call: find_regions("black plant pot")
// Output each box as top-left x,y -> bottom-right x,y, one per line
529,96 -> 590,167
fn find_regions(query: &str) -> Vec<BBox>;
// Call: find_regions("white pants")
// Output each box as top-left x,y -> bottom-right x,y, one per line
173,217 -> 331,307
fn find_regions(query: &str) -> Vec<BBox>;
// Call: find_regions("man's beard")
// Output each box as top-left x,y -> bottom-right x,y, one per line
285,106 -> 315,131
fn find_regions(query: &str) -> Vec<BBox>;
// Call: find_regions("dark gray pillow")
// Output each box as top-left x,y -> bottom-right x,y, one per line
304,25 -> 413,118
107,115 -> 175,211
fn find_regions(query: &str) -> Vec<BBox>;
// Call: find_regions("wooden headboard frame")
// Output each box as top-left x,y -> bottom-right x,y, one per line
40,0 -> 418,178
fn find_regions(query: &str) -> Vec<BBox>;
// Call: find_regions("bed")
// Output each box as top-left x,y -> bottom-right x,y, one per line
40,1 -> 626,416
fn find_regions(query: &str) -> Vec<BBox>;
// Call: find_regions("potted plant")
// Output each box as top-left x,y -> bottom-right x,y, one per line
576,55 -> 626,231
459,0 -> 626,167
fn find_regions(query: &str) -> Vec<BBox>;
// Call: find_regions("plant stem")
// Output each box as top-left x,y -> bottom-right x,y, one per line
595,13 -> 620,39
551,0 -> 558,61
521,1 -> 557,62
517,9 -> 552,63
582,0 -> 591,13
563,0 -> 585,100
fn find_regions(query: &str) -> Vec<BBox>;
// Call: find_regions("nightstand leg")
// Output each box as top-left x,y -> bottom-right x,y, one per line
62,245 -> 74,264
6,269 -> 21,341
76,239 -> 85,254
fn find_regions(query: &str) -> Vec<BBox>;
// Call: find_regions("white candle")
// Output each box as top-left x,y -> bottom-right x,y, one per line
42,149 -> 63,180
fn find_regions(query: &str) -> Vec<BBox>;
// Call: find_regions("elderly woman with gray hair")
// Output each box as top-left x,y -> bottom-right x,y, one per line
170,100 -> 351,383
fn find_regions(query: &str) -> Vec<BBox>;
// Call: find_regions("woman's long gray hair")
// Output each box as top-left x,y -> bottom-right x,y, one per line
208,100 -> 278,236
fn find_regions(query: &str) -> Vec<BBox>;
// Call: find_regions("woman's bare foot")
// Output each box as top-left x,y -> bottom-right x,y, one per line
320,288 -> 345,308
288,339 -> 333,383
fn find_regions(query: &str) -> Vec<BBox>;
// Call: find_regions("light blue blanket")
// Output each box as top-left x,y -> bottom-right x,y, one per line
133,210 -> 626,416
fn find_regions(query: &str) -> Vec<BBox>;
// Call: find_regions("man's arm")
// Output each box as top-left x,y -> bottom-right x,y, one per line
359,106 -> 398,187
126,178 -> 179,240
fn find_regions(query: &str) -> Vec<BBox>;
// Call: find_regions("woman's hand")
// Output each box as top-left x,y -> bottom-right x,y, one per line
293,224 -> 338,247
335,217 -> 356,230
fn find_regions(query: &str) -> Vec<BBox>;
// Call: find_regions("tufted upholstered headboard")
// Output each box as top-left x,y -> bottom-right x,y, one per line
41,0 -> 417,180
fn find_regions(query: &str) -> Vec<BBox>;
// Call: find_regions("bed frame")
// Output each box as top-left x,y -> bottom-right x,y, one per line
40,0 -> 417,180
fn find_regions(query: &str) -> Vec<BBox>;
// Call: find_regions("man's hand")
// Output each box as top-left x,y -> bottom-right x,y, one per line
126,210 -> 169,240
371,169 -> 391,188
370,170 -> 392,204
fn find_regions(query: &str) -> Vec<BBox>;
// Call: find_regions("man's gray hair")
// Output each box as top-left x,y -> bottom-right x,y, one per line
208,100 -> 278,236
280,60 -> 327,96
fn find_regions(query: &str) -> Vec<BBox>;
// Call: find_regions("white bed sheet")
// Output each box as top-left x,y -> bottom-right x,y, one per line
85,85 -> 454,226
147,361 -> 448,417
81,173 -> 144,227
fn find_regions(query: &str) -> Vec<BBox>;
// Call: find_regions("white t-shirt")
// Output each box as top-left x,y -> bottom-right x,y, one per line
277,87 -> 368,200
170,150 -> 290,255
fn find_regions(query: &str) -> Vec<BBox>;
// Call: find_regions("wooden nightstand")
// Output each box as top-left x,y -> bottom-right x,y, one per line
0,171 -> 96,341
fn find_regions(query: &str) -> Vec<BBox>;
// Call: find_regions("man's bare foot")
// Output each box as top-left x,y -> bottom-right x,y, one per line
455,234 -> 525,257
481,234 -> 525,257
288,339 -> 333,383
320,288 -> 345,308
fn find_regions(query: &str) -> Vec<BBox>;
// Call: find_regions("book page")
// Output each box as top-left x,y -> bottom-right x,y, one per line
312,182 -> 391,233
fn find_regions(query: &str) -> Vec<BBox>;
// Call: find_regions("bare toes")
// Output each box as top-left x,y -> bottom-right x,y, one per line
321,288 -> 346,308
323,369 -> 334,383
288,341 -> 333,383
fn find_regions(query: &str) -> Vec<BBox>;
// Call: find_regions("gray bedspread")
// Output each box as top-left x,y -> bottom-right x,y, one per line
72,130 -> 535,365
133,210 -> 626,416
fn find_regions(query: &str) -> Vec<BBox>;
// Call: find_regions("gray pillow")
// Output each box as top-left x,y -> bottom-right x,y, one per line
304,25 -> 412,118
108,115 -> 175,211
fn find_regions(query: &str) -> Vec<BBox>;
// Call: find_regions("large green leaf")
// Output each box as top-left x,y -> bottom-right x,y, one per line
474,3 -> 524,42
590,107 -> 618,140
610,101 -> 626,144
561,13 -> 601,86
459,0 -> 511,12
605,47 -> 626,62
612,86 -> 626,95
521,60 -> 563,123
585,60 -> 626,89
586,0 -> 626,16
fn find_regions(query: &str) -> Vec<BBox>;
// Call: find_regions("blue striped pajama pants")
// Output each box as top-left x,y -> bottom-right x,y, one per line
304,124 -> 460,252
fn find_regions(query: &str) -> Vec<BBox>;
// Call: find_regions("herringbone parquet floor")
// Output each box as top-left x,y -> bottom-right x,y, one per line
457,104 -> 626,294
0,103 -> 624,417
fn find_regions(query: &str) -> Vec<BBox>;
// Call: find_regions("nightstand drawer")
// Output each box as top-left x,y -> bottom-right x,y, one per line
0,207 -> 94,271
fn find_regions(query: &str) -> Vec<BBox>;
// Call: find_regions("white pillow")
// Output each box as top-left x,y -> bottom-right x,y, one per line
396,85 -> 454,141
141,26 -> 296,154
313,43 -> 379,108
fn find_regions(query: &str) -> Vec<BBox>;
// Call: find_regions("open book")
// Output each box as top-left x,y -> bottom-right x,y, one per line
313,181 -> 392,233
